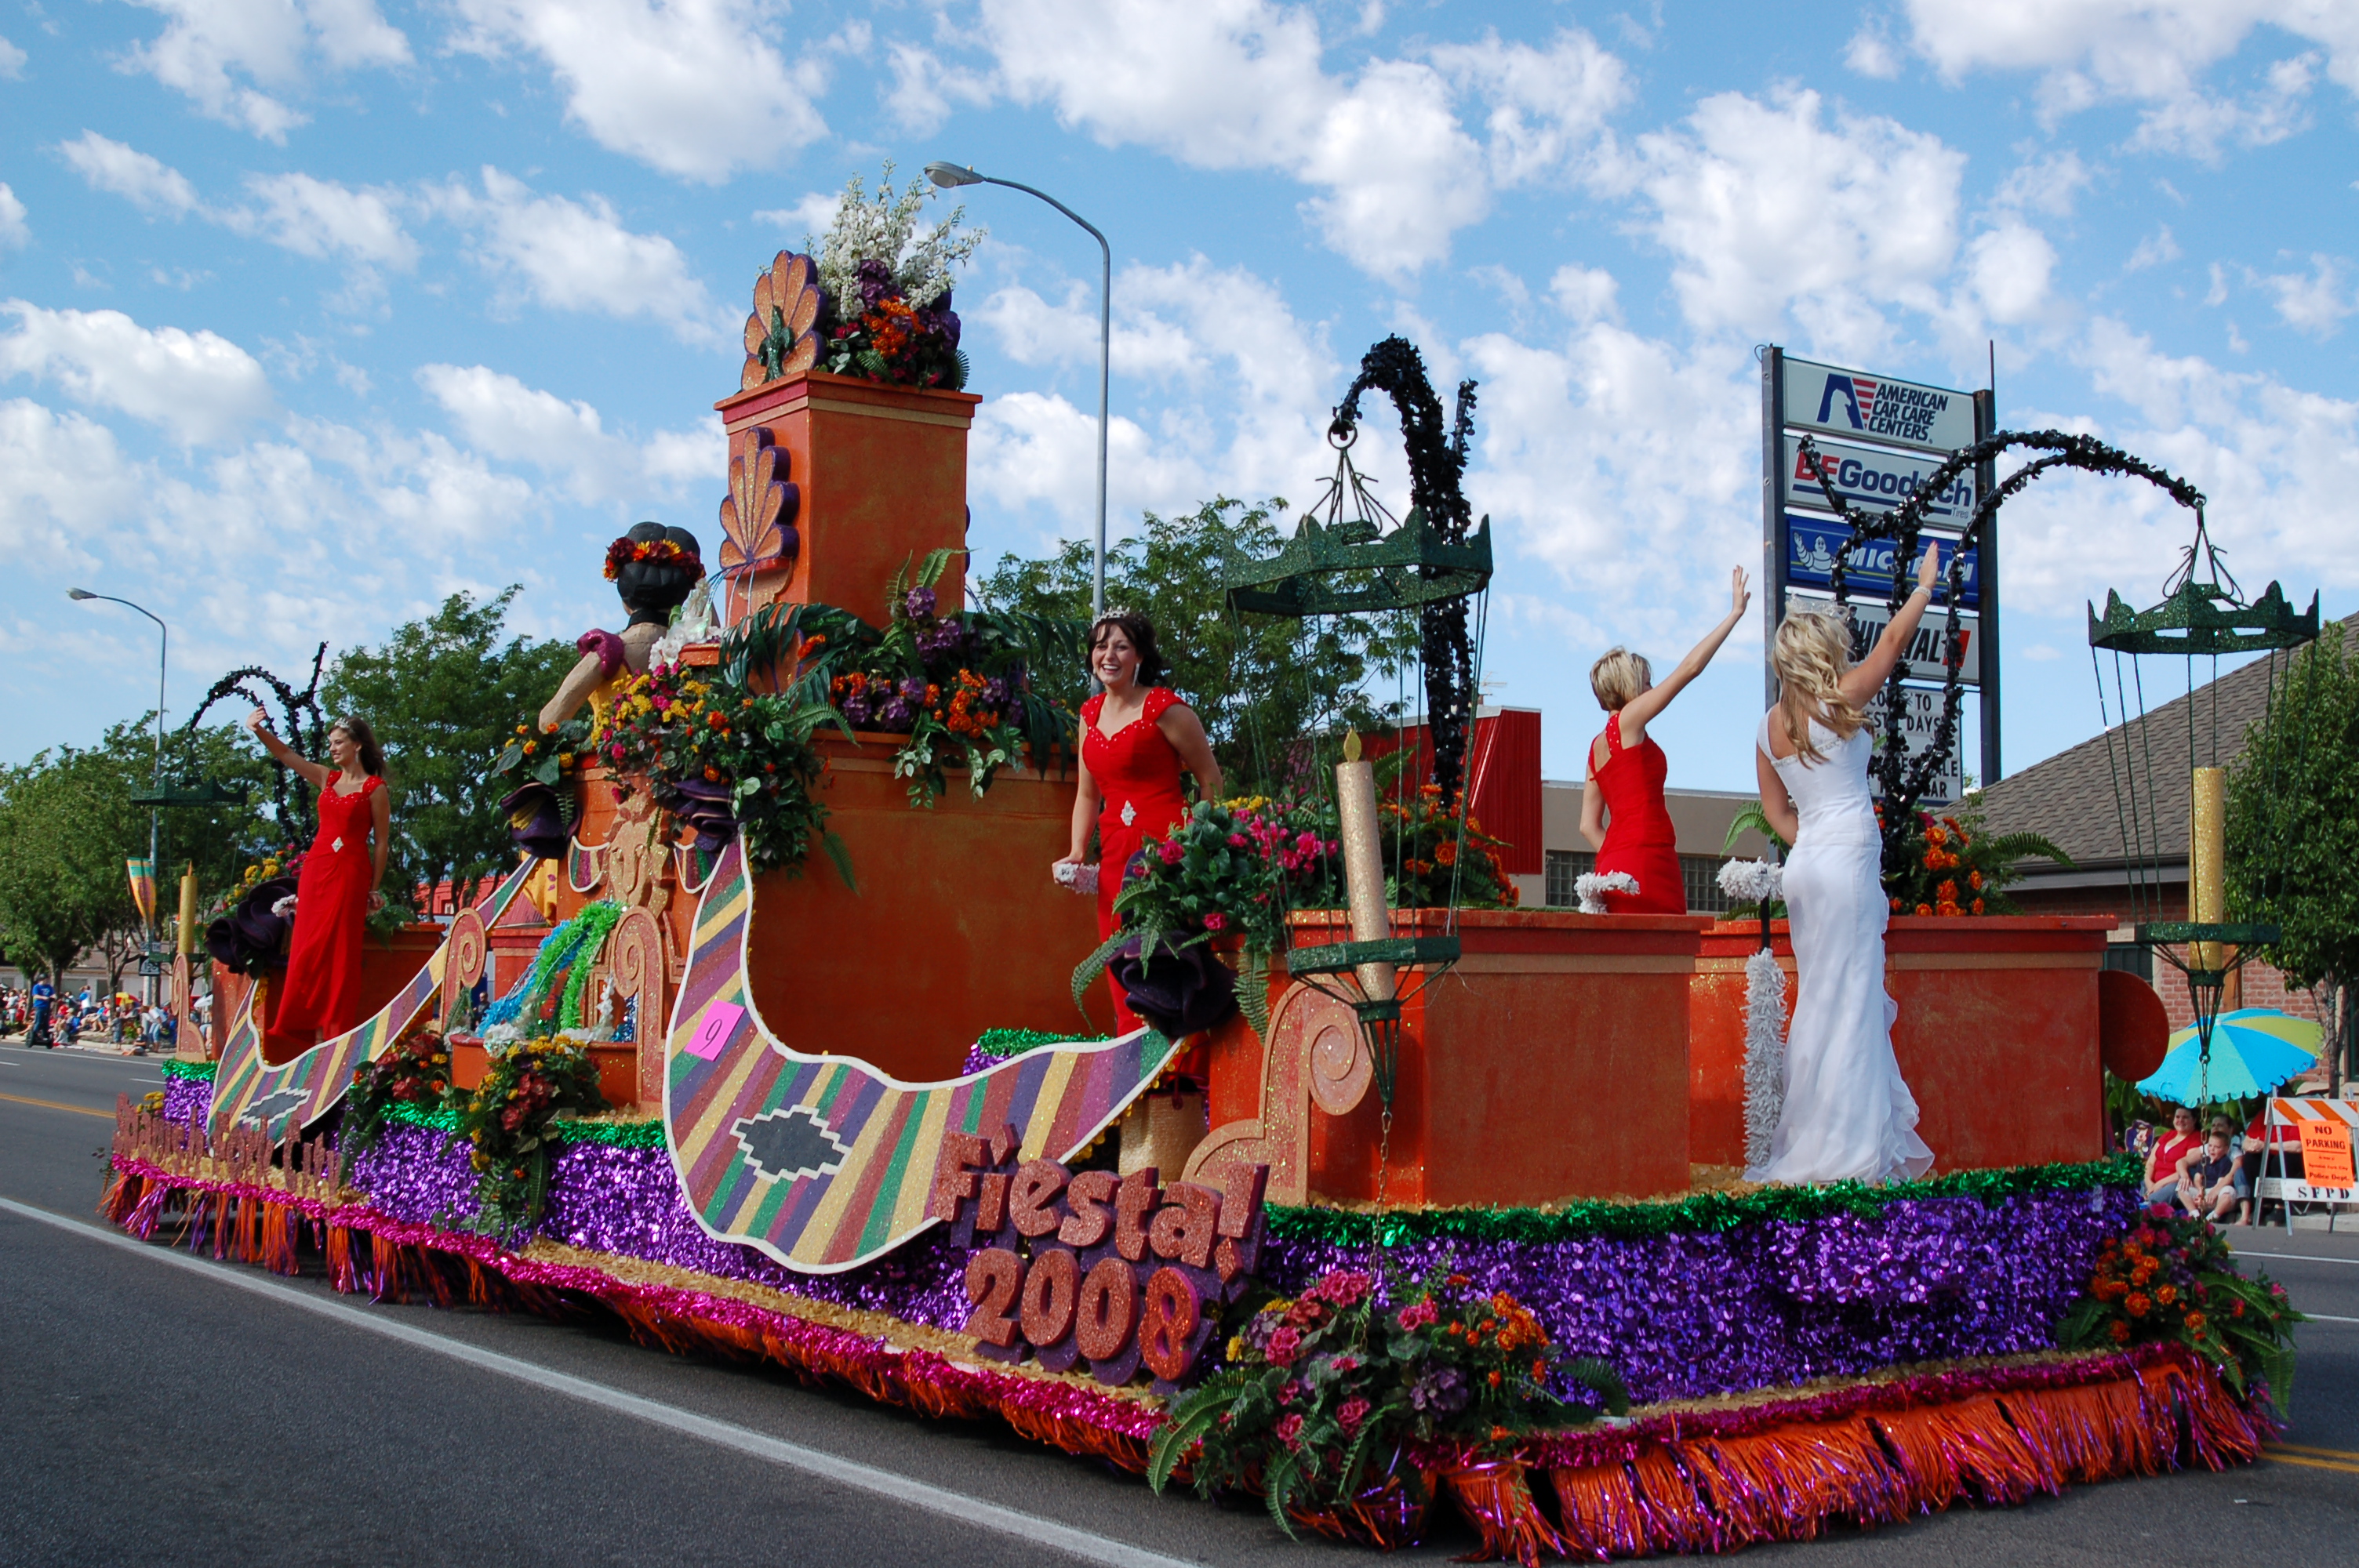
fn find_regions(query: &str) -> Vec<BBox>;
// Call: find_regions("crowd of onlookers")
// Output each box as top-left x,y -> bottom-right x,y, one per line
1,982 -> 175,1051
2134,1102 -> 2310,1224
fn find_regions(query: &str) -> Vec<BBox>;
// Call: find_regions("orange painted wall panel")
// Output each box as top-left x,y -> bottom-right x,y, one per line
1689,916 -> 2113,1172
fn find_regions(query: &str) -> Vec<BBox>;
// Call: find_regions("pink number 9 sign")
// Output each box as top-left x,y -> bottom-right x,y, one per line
684,1000 -> 746,1061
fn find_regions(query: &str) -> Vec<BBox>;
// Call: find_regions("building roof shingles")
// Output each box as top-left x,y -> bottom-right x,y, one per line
1976,612 -> 2353,869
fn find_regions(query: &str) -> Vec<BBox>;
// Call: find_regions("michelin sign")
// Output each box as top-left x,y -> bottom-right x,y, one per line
1783,357 -> 1978,454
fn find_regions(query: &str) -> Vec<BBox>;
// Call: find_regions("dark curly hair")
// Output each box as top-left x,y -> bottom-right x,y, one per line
613,522 -> 703,626
1089,612 -> 1165,685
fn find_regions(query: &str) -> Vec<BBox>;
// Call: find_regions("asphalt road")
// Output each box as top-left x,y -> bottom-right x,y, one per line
1,1044 -> 2353,1566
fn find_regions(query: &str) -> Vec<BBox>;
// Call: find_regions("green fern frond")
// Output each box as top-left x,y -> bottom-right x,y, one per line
1071,930 -> 1131,1025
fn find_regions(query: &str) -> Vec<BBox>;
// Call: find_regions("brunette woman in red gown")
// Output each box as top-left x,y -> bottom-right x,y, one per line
245,710 -> 392,1042
1052,612 -> 1222,1033
1580,568 -> 1751,913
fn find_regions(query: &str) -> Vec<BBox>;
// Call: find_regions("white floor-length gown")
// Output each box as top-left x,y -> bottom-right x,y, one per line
1747,712 -> 1935,1186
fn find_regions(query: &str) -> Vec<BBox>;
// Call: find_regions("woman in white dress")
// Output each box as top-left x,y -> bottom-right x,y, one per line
1748,542 -> 1942,1186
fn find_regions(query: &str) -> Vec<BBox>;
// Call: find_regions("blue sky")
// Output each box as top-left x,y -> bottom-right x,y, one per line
3,1 -> 2353,790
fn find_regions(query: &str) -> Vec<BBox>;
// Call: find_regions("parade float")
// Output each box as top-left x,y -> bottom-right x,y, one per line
108,204 -> 2307,1559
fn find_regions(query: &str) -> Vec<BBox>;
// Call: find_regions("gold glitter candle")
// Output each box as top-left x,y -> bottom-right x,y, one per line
2190,765 -> 2226,971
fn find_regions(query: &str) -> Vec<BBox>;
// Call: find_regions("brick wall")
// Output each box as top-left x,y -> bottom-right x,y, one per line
2011,882 -> 2325,1031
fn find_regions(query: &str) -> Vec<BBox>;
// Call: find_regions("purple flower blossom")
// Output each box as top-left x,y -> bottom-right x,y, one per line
904,586 -> 937,622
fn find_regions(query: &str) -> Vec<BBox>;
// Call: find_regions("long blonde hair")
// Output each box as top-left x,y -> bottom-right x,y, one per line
1770,611 -> 1866,765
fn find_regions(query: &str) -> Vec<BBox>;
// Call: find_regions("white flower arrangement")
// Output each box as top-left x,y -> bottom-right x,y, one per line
1741,946 -> 1789,1171
1573,870 -> 1637,914
1717,858 -> 1783,906
270,895 -> 299,918
479,1022 -> 522,1055
805,160 -> 986,318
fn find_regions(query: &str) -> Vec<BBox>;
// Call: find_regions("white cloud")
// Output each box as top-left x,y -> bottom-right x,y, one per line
0,33 -> 25,78
2259,254 -> 2354,336
1430,29 -> 1634,188
1967,220 -> 2059,323
416,362 -> 723,502
1610,87 -> 1965,354
451,0 -> 830,182
2124,226 -> 2180,270
433,168 -> 731,345
1548,265 -> 1620,325
120,0 -> 412,141
751,192 -> 842,250
975,0 -> 1626,278
0,400 -> 127,569
1993,149 -> 2095,217
882,41 -> 994,136
1459,323 -> 1757,612
56,131 -> 202,218
969,255 -> 1348,535
1845,22 -> 1903,80
228,172 -> 417,269
1993,318 -> 2359,613
0,301 -> 273,445
0,186 -> 25,252
1892,2 -> 2357,158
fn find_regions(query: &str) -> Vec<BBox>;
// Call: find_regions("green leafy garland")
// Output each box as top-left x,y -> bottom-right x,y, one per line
382,1099 -> 666,1150
969,1026 -> 1103,1062
160,1058 -> 216,1082
1152,1264 -> 1625,1535
480,901 -> 623,1036
1264,1156 -> 2141,1248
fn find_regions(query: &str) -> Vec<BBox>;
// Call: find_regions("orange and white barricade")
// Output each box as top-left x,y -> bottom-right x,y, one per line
2260,1098 -> 2359,1232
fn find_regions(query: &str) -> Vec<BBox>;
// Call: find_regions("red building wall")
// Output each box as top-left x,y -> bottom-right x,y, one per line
1360,709 -> 1543,875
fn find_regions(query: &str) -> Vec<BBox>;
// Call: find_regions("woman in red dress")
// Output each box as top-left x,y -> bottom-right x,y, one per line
1580,568 -> 1752,913
245,710 -> 392,1042
1052,612 -> 1222,1032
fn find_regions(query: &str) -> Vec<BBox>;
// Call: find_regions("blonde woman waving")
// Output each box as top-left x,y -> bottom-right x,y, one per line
1748,543 -> 1941,1186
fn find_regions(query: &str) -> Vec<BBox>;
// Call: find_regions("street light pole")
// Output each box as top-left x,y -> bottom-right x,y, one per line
925,162 -> 1110,622
68,589 -> 167,1007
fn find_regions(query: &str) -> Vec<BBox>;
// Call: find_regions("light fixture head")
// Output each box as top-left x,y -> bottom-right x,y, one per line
924,162 -> 983,189
67,587 -> 97,601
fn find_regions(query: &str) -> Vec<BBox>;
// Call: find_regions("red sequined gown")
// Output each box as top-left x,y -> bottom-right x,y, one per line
1081,687 -> 1190,1032
1591,712 -> 1685,914
276,772 -> 382,1039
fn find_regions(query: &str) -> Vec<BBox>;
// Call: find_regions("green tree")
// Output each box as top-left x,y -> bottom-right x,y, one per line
322,588 -> 578,911
974,498 -> 1417,797
0,739 -> 151,991
2228,621 -> 2359,1080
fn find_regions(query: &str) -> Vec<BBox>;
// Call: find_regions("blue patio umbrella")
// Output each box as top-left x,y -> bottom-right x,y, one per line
2136,1008 -> 2320,1105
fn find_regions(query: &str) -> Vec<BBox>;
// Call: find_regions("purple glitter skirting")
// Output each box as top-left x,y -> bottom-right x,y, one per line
162,1073 -> 213,1127
347,1123 -> 2135,1403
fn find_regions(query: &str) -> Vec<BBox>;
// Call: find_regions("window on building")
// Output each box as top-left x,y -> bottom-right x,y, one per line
1547,850 -> 1737,914
1543,850 -> 1594,908
2102,939 -> 2154,982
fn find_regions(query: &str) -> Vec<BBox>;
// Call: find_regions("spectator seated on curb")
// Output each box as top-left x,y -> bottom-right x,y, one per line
2174,1126 -> 2241,1223
2144,1105 -> 2201,1206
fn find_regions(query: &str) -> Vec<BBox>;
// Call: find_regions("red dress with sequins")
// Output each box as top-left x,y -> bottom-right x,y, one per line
1081,687 -> 1190,1031
276,772 -> 381,1039
1592,712 -> 1685,914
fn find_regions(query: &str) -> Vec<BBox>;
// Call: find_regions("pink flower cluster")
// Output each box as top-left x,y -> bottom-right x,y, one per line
1305,1268 -> 1374,1308
1395,1298 -> 1438,1332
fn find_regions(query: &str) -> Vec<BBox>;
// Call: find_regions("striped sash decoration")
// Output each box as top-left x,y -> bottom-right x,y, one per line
206,861 -> 537,1142
663,839 -> 1176,1273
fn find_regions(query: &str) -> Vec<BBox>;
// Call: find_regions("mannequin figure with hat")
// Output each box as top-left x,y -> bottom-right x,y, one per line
540,523 -> 706,731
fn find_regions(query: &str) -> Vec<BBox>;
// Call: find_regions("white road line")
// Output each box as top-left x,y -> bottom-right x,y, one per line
0,1197 -> 1201,1568
2235,1251 -> 2359,1267
2301,1312 -> 2359,1324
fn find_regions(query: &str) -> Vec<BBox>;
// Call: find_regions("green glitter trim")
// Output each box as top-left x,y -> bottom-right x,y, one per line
1264,1156 -> 2143,1247
972,1026 -> 1106,1061
381,1099 -> 667,1149
160,1059 -> 217,1082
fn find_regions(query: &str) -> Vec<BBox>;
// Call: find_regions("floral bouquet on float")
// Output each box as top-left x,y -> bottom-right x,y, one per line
343,1021 -> 453,1160
1881,798 -> 2070,916
446,1036 -> 606,1240
785,549 -> 1080,808
1150,1266 -> 1625,1542
2057,1207 -> 2304,1408
1378,780 -> 1519,910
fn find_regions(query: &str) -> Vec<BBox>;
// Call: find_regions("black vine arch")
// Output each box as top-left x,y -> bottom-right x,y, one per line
178,643 -> 332,846
1791,428 -> 2207,883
